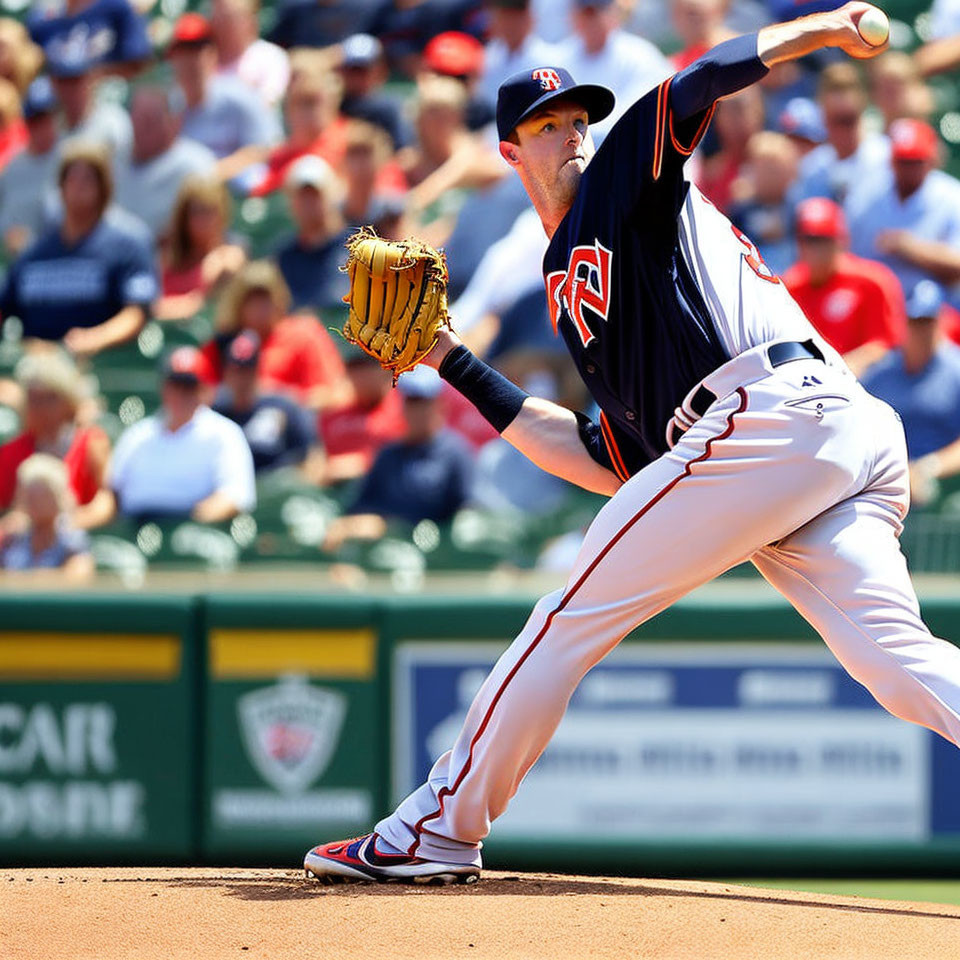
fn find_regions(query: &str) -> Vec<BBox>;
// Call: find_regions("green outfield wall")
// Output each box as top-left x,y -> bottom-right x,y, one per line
3,590 -> 960,875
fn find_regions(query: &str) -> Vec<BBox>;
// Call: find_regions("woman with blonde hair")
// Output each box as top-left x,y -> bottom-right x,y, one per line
0,19 -> 42,95
156,175 -> 246,321
0,453 -> 94,580
200,260 -> 348,409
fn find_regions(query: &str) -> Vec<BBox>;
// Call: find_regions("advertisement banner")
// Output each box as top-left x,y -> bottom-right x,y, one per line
0,626 -> 195,862
204,625 -> 380,858
394,642 -> 960,843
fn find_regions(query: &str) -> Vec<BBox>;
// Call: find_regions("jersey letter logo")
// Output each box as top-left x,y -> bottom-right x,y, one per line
545,241 -> 613,348
532,68 -> 562,91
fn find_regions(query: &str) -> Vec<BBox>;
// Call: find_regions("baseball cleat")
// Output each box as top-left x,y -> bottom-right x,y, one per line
303,833 -> 480,885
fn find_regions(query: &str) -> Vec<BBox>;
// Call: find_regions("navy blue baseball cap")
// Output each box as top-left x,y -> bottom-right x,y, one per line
496,66 -> 615,142
23,77 -> 57,119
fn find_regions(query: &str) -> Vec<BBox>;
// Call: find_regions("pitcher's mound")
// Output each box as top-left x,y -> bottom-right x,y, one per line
3,868 -> 959,960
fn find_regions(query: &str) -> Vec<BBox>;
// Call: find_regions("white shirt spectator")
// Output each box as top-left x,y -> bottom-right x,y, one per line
480,34 -> 560,105
67,100 -> 133,163
929,0 -> 960,39
531,0 -> 574,43
453,207 -> 548,334
114,137 -> 217,237
0,145 -> 60,246
218,37 -> 290,107
555,30 -> 672,136
110,405 -> 256,516
792,133 -> 889,206
180,75 -> 281,158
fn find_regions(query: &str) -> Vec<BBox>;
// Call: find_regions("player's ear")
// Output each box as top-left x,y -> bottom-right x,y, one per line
499,141 -> 520,167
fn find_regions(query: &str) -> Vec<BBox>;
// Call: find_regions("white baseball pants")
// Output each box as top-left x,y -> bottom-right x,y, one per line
376,345 -> 960,866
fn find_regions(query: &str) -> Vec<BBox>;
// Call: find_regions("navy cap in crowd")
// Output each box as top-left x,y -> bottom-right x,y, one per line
342,34 -> 383,68
496,66 -> 614,142
23,77 -> 58,119
906,280 -> 944,321
777,97 -> 826,145
225,331 -> 261,368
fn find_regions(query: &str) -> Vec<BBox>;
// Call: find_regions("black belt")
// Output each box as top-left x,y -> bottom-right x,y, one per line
686,339 -> 824,419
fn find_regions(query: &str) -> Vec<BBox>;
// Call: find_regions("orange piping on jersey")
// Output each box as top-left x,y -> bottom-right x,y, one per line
652,78 -> 668,181
669,98 -> 716,156
600,410 -> 631,483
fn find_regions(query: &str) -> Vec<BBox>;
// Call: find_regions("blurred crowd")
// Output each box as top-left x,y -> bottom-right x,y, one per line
1,0 -> 960,579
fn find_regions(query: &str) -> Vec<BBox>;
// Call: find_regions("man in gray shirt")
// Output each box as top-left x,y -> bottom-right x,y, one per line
48,48 -> 133,163
114,86 -> 217,238
168,13 -> 281,160
0,77 -> 61,257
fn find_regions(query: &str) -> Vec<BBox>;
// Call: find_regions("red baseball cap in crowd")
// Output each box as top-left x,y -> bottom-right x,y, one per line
423,32 -> 484,78
890,118 -> 939,162
163,346 -> 213,386
795,197 -> 847,239
169,12 -> 213,50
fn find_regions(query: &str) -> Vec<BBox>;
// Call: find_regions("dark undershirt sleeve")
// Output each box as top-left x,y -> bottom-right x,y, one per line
575,412 -> 616,474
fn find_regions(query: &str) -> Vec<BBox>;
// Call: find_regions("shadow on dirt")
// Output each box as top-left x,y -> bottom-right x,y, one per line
141,873 -> 960,920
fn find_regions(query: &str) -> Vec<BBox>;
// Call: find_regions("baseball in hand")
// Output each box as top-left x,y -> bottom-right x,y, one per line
857,7 -> 890,46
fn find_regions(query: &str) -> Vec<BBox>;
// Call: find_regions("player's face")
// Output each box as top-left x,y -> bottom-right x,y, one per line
505,101 -> 594,211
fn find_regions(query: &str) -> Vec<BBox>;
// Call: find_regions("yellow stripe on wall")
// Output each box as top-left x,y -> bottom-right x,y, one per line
209,628 -> 376,679
0,633 -> 181,680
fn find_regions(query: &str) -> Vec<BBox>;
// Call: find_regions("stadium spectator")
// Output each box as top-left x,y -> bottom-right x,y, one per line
792,62 -> 888,206
0,19 -> 42,96
915,0 -> 960,77
339,33 -> 408,149
669,0 -> 735,70
867,52 -> 934,132
212,330 -> 317,472
47,47 -> 132,162
776,96 -> 826,158
267,0 -> 381,51
276,155 -> 351,314
0,78 -> 26,175
202,260 -> 348,409
109,345 -> 256,522
0,351 -> 112,529
696,85 -> 765,214
316,347 -> 405,484
0,77 -> 60,257
400,75 -> 472,190
242,68 -> 348,195
0,142 -> 157,354
783,197 -> 905,377
847,119 -> 960,308
555,0 -> 671,136
862,281 -> 960,507
729,131 -> 799,276
0,454 -> 94,580
156,175 -> 246,322
114,86 -> 217,239
421,30 -> 492,132
341,119 -> 407,226
168,13 -> 281,161
479,0 -> 557,107
27,0 -> 150,75
322,365 -> 473,549
212,0 -> 290,107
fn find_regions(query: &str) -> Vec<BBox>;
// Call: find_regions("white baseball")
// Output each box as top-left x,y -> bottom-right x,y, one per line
857,7 -> 890,46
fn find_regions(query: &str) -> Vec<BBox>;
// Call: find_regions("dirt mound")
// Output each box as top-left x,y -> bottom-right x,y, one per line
3,868 -> 959,960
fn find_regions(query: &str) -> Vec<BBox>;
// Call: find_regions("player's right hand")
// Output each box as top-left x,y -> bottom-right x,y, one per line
828,2 -> 890,59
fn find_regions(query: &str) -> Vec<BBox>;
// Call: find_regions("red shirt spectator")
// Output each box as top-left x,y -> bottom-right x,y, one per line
783,198 -> 906,376
202,260 -> 349,409
0,425 -> 106,510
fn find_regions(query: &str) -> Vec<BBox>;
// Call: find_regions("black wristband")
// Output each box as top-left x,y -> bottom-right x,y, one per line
438,345 -> 529,434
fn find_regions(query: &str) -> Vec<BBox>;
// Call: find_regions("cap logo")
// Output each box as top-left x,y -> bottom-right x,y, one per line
532,68 -> 561,91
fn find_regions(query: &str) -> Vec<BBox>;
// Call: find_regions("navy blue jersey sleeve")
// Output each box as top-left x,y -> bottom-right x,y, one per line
583,32 -> 768,210
111,232 -> 158,310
